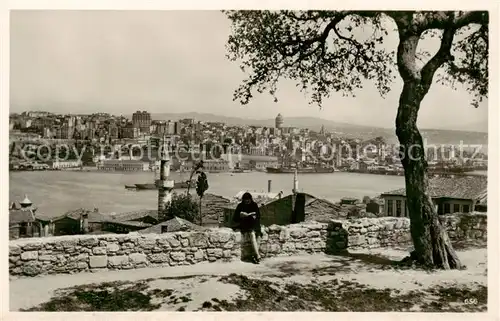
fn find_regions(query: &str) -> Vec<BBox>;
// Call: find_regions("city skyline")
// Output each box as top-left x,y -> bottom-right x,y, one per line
10,10 -> 488,132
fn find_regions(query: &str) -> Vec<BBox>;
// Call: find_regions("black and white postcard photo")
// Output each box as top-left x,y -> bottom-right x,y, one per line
3,2 -> 498,318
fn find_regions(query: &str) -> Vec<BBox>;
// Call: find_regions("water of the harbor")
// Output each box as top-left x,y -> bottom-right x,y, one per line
9,170 -> 487,218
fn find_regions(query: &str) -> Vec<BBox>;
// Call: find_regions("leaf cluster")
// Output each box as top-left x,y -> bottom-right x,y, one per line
224,10 -> 488,107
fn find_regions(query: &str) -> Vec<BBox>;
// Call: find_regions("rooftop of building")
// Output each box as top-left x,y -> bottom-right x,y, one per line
36,208 -> 108,223
138,216 -> 206,234
381,176 -> 487,200
108,209 -> 158,222
9,208 -> 36,224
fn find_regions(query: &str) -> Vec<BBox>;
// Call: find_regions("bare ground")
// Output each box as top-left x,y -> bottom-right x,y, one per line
11,243 -> 487,312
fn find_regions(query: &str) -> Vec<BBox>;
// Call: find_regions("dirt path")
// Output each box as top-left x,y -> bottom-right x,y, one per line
10,247 -> 487,312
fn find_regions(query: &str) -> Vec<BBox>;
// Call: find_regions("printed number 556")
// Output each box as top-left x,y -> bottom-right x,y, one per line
464,298 -> 478,304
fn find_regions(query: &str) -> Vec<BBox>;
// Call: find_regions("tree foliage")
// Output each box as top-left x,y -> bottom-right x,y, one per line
196,172 -> 209,225
160,193 -> 199,223
196,172 -> 209,198
186,160 -> 204,195
224,10 -> 488,107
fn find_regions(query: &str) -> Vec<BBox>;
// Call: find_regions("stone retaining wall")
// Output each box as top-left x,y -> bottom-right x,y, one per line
9,214 -> 486,277
325,213 -> 487,253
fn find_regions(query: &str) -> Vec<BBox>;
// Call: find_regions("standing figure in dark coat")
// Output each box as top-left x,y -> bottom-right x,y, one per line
232,192 -> 262,264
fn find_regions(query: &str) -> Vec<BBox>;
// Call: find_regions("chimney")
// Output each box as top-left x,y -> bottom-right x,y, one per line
268,180 -> 272,193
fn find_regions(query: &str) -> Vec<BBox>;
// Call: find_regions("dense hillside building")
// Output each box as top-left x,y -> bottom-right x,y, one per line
132,111 -> 152,134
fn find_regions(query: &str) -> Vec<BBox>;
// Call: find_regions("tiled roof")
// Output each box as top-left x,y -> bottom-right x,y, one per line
476,189 -> 487,205
105,220 -> 153,228
109,209 -> 158,222
10,209 -> 36,224
87,212 -> 108,223
383,188 -> 406,196
36,208 -> 109,223
65,209 -> 108,223
382,176 -> 487,200
139,217 -> 204,234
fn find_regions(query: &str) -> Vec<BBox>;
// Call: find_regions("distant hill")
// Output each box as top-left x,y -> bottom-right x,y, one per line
434,120 -> 488,133
146,112 -> 488,148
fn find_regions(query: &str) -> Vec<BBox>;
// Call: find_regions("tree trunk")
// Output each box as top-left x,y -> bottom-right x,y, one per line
187,171 -> 194,195
199,197 -> 203,226
396,81 -> 462,269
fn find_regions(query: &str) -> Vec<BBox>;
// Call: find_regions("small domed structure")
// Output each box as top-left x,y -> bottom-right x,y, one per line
275,113 -> 284,129
19,194 -> 32,208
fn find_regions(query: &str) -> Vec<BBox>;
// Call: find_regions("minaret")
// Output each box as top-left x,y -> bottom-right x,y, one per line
156,134 -> 174,217
293,169 -> 299,193
292,169 -> 298,214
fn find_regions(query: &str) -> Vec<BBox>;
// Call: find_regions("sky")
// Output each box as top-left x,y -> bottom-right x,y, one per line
10,10 -> 488,131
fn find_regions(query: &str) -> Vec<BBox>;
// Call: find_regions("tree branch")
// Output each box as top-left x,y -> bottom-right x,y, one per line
453,11 -> 489,28
225,10 -> 487,108
283,13 -> 346,54
412,11 -> 488,32
420,27 -> 456,89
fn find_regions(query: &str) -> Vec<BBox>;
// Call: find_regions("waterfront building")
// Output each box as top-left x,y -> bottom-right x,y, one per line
380,176 -> 487,217
98,159 -> 149,171
203,159 -> 230,172
237,154 -> 278,170
249,145 -> 267,156
52,160 -> 83,169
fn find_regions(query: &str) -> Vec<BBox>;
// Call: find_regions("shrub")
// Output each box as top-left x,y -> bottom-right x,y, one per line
160,193 -> 199,223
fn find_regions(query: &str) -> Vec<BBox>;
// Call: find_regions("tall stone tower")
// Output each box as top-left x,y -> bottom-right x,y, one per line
275,113 -> 284,129
156,135 -> 174,218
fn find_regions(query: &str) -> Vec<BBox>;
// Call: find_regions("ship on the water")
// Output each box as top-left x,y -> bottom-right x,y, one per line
131,180 -> 193,190
132,181 -> 194,190
126,161 -> 194,190
266,166 -> 335,174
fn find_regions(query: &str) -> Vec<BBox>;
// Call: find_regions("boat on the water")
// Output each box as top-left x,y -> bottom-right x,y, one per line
128,161 -> 195,190
266,166 -> 335,174
134,183 -> 157,190
131,180 -> 194,190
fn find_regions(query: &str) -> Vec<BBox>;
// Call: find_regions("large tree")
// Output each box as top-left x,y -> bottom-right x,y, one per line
224,10 -> 488,269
